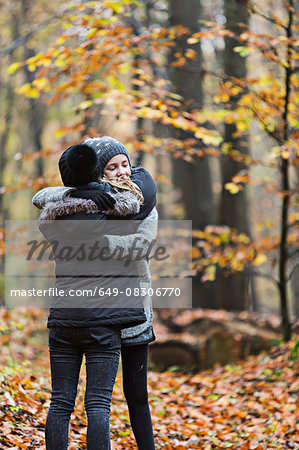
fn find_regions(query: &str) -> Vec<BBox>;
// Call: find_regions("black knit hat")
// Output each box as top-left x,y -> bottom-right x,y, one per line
58,144 -> 100,187
84,136 -> 132,178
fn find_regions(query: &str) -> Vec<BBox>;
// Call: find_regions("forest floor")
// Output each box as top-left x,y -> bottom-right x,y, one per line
0,308 -> 298,449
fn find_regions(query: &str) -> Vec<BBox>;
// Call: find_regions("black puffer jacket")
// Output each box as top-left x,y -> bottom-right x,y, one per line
120,166 -> 157,220
39,199 -> 146,329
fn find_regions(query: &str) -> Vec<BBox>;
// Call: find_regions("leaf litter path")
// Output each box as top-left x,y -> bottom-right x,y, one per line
0,308 -> 298,449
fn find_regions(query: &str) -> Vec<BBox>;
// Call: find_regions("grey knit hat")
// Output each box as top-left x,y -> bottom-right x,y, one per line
84,136 -> 132,178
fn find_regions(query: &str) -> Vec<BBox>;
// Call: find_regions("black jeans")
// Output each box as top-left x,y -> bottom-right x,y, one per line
121,344 -> 155,450
45,326 -> 121,450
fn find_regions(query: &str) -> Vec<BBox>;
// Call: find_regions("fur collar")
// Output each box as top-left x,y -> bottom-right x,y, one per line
39,191 -> 140,221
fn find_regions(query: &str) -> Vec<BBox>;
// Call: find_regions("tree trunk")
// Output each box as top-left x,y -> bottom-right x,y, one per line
290,257 -> 299,319
290,169 -> 299,318
0,78 -> 14,225
278,0 -> 293,341
169,0 -> 217,308
0,9 -> 21,302
21,0 -> 46,178
218,0 -> 250,311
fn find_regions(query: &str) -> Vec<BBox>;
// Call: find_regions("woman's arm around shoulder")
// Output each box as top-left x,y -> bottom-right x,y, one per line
103,207 -> 158,260
32,186 -> 76,209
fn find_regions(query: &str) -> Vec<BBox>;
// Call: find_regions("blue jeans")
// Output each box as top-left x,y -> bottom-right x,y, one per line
45,326 -> 121,450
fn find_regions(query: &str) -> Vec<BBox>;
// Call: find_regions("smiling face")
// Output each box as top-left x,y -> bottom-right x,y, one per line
103,154 -> 131,179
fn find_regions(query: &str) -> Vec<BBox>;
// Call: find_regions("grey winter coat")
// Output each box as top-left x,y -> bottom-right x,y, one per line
33,187 -> 158,346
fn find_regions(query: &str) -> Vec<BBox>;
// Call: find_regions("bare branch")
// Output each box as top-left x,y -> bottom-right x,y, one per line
248,2 -> 287,30
249,105 -> 282,144
287,257 -> 299,282
250,269 -> 279,287
0,11 -> 64,58
288,248 -> 299,259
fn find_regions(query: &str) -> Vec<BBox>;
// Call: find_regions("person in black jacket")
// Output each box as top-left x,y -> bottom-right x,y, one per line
39,143 -> 148,450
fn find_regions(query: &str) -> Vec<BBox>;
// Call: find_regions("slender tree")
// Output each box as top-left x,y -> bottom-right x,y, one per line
21,0 -> 46,178
218,0 -> 250,310
278,0 -> 294,341
169,0 -> 217,307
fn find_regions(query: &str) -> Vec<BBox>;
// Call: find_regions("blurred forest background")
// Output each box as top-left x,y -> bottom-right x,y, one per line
0,0 -> 298,341
0,1 -> 298,447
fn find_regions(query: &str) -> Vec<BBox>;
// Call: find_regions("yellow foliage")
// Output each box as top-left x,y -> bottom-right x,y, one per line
78,100 -> 93,110
185,49 -> 197,59
224,183 -> 240,194
238,234 -> 251,244
236,120 -> 249,132
8,62 -> 22,74
16,84 -> 40,99
186,37 -> 199,45
253,254 -> 267,266
27,63 -> 37,72
32,78 -> 50,90
172,57 -> 187,67
57,36 -> 67,44
192,248 -> 201,259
